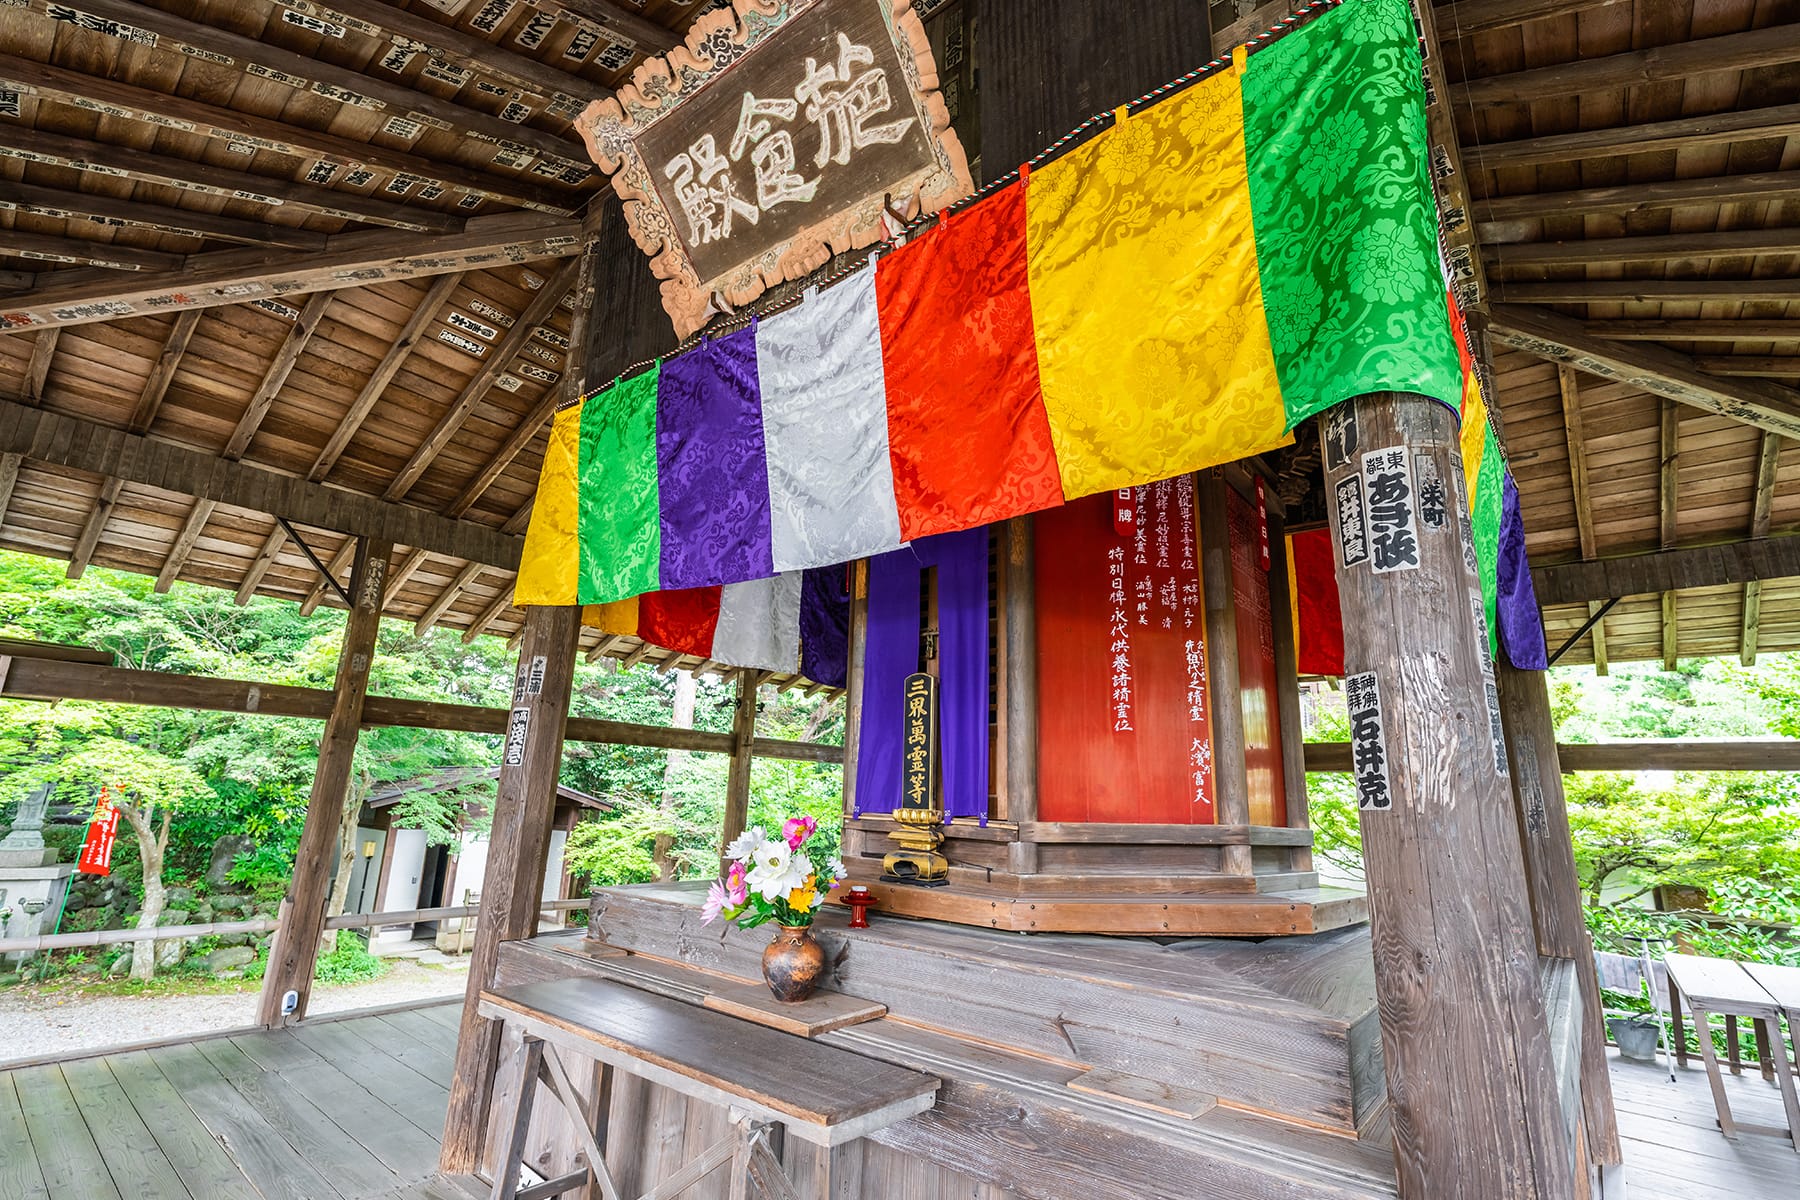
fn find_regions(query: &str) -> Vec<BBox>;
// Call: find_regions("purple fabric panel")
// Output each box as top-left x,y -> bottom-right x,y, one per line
799,566 -> 851,689
923,528 -> 991,822
852,549 -> 921,817
655,325 -> 774,590
1497,472 -> 1548,670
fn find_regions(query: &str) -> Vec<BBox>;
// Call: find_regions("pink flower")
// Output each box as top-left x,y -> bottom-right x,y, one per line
725,862 -> 749,906
701,880 -> 729,924
782,815 -> 818,850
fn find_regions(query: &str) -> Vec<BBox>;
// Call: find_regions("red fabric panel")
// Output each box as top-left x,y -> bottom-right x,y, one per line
637,586 -> 722,658
1034,484 -> 1216,824
876,180 -> 1063,540
1291,527 -> 1345,676
1227,487 -> 1286,827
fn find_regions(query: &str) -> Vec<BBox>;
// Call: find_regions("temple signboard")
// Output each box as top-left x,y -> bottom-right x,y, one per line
574,0 -> 972,337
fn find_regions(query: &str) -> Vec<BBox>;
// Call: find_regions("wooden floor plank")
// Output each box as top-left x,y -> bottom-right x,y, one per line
188,1039 -> 402,1197
229,1028 -> 328,1074
285,1021 -> 451,1135
104,1052 -> 258,1200
12,1065 -> 123,1200
413,1001 -> 465,1031
321,1010 -> 458,1088
0,1073 -> 50,1200
278,1056 -> 444,1180
365,1011 -> 459,1083
1611,1052 -> 1799,1198
144,1043 -> 350,1200
59,1057 -> 195,1200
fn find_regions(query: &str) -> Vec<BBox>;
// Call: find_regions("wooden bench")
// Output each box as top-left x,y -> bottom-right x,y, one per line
1663,952 -> 1800,1151
1744,961 -> 1800,1074
476,976 -> 940,1200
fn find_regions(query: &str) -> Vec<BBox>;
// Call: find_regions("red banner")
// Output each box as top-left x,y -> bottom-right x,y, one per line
77,786 -> 120,877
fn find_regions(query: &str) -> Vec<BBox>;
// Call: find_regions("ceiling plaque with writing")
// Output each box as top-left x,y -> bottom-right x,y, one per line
575,0 -> 972,338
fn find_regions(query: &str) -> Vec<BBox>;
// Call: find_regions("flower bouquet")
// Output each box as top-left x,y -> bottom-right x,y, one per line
704,817 -> 846,1002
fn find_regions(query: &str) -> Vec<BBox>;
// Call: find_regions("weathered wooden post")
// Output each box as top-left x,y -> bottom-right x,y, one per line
719,668 -> 760,867
257,534 -> 390,1026
1320,392 -> 1574,1198
439,602 -> 582,1172
1497,657 -> 1623,1169
1002,516 -> 1039,874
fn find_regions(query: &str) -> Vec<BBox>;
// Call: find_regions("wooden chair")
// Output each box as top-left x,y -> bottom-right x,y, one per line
477,976 -> 940,1200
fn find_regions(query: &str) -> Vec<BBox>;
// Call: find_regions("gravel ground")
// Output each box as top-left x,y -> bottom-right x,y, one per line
0,957 -> 468,1066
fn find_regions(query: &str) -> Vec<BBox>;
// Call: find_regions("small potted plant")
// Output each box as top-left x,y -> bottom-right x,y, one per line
704,816 -> 846,1003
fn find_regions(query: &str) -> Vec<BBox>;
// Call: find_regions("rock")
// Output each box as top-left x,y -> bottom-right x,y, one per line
62,894 -> 86,912
206,836 -> 257,890
74,960 -> 101,977
194,902 -> 214,925
155,937 -> 184,969
109,953 -> 132,976
217,932 -> 251,948
0,972 -> 19,987
102,909 -> 128,931
160,909 -> 192,928
197,946 -> 256,973
164,887 -> 196,908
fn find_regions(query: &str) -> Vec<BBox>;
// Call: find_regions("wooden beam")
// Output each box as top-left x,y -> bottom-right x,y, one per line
22,329 -> 57,402
236,525 -> 289,606
1493,279 -> 1800,305
0,227 -> 184,273
1265,506 -> 1311,870
311,272 -> 465,482
1438,0 -> 1626,36
21,0 -> 582,162
1463,102 -> 1800,171
0,453 -> 20,529
461,582 -> 518,644
537,0 -> 680,54
1557,366 -> 1609,674
1532,536 -> 1800,605
1494,660 -> 1622,1168
300,540 -> 357,617
316,0 -> 610,105
440,603 -> 581,1174
720,669 -> 762,867
0,52 -> 576,215
383,547 -> 432,607
1660,398 -> 1679,670
1411,0 -> 1490,313
0,394 -> 524,569
1477,171 -> 1800,227
584,632 -> 625,663
386,259 -> 580,502
1003,517 -> 1038,872
416,562 -> 488,635
0,124 -> 458,234
1582,320 -> 1800,343
1484,226 -> 1800,268
258,537 -> 390,1026
1741,431 -> 1782,666
130,311 -> 201,432
1691,356 -> 1800,378
0,214 -> 581,332
1488,304 -> 1800,440
65,478 -> 124,580
1321,393 -> 1574,1198
1461,23 -> 1800,104
3,180 -> 329,251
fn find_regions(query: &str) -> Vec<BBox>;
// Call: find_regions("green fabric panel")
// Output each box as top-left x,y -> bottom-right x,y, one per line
1240,0 -> 1461,428
577,365 -> 662,605
1472,423 -> 1505,658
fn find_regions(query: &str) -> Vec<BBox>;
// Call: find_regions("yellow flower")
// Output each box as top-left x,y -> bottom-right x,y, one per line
787,875 -> 819,911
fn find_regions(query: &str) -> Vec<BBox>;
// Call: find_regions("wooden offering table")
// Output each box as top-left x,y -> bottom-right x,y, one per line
1664,952 -> 1800,1150
478,975 -> 938,1199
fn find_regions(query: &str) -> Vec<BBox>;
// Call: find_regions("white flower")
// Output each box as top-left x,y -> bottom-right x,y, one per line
827,857 -> 847,882
745,839 -> 807,901
725,825 -> 769,863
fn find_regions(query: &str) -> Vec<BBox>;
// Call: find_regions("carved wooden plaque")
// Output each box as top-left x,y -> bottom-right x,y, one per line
574,0 -> 973,338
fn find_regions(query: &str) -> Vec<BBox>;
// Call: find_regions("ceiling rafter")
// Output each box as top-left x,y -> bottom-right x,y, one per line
23,329 -> 58,402
1461,22 -> 1800,105
1,227 -> 186,273
5,180 -> 331,251
0,52 -> 577,215
534,0 -> 680,54
1477,171 -> 1800,227
1484,226 -> 1800,269
1462,102 -> 1800,171
1658,400 -> 1679,670
415,561 -> 487,635
1741,433 -> 1784,666
1493,280 -> 1800,305
299,539 -> 357,617
463,577 -> 521,644
1556,365 -> 1607,674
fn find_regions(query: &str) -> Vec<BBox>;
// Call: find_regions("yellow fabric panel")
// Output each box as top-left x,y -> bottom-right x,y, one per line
514,403 -> 582,606
1285,533 -> 1301,657
591,594 -> 641,635
1025,60 -> 1291,500
1459,375 -> 1489,503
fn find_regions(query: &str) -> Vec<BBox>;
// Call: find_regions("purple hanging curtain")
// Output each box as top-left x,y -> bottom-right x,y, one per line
1497,473 -> 1549,671
852,528 -> 991,821
798,566 -> 851,689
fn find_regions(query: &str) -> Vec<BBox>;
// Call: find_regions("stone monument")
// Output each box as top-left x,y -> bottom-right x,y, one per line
1,784 -> 75,967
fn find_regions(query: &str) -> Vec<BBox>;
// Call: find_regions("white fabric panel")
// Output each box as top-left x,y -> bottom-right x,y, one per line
756,266 -> 904,572
711,572 -> 802,672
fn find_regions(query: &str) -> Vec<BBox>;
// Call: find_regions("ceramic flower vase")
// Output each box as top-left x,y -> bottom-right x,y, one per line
762,924 -> 825,1003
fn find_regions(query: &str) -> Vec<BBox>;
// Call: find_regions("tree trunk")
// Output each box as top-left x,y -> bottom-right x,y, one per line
124,805 -> 165,982
653,669 -> 698,880
321,772 -> 368,955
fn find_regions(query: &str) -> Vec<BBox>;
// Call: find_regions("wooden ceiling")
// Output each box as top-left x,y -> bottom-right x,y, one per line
0,0 -> 836,689
2,0 -> 1798,682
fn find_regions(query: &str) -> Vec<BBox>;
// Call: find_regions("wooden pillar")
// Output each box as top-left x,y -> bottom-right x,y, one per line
1321,393 -> 1573,1199
1197,471 -> 1252,872
719,668 -> 759,866
841,563 -> 869,819
1003,516 -> 1039,875
257,536 -> 389,1027
1264,505 -> 1312,872
440,602 -> 581,1173
1497,657 -> 1623,1167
